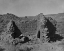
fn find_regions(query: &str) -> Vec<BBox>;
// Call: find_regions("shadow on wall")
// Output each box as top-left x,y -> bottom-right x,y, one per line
11,21 -> 22,39
44,17 -> 64,43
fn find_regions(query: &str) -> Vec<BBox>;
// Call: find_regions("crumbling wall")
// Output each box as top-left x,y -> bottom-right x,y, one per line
39,17 -> 64,43
18,19 -> 37,35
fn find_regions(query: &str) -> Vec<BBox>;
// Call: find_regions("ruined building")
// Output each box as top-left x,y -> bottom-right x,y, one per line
0,13 -> 64,51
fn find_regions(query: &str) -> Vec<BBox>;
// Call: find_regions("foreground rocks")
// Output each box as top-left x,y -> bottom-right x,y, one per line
0,13 -> 64,51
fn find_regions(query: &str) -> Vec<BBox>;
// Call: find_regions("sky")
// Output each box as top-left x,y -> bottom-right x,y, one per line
0,0 -> 64,16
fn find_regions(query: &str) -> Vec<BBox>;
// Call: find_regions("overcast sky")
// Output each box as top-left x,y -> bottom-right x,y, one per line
0,0 -> 64,16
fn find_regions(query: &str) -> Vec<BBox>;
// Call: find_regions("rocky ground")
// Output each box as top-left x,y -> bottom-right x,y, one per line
0,13 -> 64,51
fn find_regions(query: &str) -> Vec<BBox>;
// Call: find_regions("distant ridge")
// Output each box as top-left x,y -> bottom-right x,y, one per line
45,13 -> 64,19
